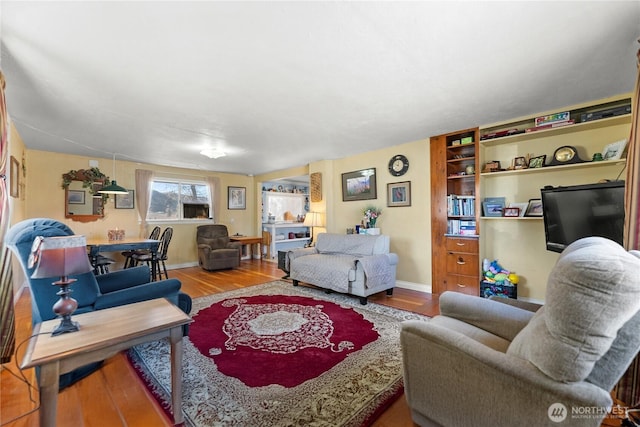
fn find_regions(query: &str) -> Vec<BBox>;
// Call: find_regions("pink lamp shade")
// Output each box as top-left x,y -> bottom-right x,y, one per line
30,235 -> 93,278
29,235 -> 93,336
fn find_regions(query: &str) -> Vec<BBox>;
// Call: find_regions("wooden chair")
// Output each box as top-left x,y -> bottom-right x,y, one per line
132,227 -> 173,281
122,226 -> 161,269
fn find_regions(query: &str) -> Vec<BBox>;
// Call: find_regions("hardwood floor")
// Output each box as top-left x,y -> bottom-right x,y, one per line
1,259 -> 439,427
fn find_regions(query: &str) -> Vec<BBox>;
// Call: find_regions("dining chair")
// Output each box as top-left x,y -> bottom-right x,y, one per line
132,226 -> 173,281
122,225 -> 161,269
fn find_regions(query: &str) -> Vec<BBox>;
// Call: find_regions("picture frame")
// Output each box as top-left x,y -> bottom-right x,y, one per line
9,155 -> 19,198
513,156 -> 528,169
602,138 -> 628,160
387,181 -> 411,207
482,201 -> 505,217
115,190 -> 135,209
67,190 -> 85,204
228,186 -> 246,210
528,154 -> 546,169
482,160 -> 501,173
503,207 -> 520,217
524,198 -> 543,217
341,168 -> 377,202
508,202 -> 529,217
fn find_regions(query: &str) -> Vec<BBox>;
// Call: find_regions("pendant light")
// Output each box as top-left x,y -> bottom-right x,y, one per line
98,153 -> 128,195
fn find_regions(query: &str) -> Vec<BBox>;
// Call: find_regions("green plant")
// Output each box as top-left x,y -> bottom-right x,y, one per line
62,167 -> 111,202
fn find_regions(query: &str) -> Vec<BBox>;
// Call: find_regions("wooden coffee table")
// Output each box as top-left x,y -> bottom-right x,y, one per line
21,298 -> 192,427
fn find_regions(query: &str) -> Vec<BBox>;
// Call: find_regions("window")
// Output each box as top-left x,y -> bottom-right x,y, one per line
147,179 -> 211,221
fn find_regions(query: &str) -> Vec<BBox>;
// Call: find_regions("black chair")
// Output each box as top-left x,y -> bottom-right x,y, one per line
132,227 -> 173,281
122,226 -> 161,269
92,254 -> 115,275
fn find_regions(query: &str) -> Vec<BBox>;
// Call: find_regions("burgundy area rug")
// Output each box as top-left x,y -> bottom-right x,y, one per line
127,281 -> 428,426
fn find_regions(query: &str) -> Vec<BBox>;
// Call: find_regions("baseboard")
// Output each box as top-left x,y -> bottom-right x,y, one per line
166,262 -> 199,270
395,281 -> 432,294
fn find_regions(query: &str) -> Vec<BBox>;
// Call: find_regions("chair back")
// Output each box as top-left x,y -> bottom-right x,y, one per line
148,225 -> 161,240
5,218 -> 101,324
157,227 -> 173,261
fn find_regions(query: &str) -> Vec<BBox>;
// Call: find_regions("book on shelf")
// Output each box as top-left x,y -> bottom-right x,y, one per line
447,219 -> 476,236
447,195 -> 476,217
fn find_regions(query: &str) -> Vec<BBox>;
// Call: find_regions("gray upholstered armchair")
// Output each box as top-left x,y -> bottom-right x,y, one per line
196,224 -> 242,271
401,237 -> 640,427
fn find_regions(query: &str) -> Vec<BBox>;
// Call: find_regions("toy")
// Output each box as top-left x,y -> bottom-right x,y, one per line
482,258 -> 519,287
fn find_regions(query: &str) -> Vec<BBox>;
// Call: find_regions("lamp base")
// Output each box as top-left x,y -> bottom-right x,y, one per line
52,317 -> 80,336
51,278 -> 79,337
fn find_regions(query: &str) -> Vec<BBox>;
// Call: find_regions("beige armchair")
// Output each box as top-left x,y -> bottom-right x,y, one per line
196,225 -> 242,271
401,237 -> 640,427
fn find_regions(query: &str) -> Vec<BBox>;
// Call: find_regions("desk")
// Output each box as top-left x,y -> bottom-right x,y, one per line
21,299 -> 192,427
229,236 -> 263,259
87,238 -> 160,279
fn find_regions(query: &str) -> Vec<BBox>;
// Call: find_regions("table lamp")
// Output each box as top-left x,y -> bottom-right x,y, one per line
303,212 -> 325,246
29,235 -> 93,336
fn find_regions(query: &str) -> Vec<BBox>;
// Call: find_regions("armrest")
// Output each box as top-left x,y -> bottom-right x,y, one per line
94,279 -> 182,310
96,266 -> 152,294
227,241 -> 242,250
400,320 -> 611,427
489,295 -> 542,312
288,247 -> 317,261
439,291 -> 535,341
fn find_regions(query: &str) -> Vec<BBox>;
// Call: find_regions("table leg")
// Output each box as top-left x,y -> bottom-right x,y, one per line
151,251 -> 158,281
169,326 -> 184,425
39,362 -> 60,427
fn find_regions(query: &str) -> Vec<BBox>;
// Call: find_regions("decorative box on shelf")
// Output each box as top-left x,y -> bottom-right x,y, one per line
480,281 -> 517,299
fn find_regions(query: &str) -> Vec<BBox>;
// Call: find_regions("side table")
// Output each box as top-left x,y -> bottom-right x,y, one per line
21,298 -> 192,427
229,235 -> 263,259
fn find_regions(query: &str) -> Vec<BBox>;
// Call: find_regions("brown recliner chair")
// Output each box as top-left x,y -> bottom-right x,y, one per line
196,225 -> 242,271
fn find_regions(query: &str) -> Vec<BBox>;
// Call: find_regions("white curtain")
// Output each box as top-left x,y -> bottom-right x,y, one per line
206,176 -> 221,222
135,169 -> 154,237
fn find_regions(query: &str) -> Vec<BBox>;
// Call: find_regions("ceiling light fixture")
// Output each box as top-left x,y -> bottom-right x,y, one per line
98,153 -> 128,195
200,148 -> 226,159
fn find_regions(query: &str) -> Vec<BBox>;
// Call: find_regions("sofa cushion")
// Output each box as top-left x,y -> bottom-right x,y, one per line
290,253 -> 357,291
507,237 -> 640,382
315,233 -> 388,256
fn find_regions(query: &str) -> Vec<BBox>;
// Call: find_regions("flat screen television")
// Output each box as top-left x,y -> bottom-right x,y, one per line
541,180 -> 625,253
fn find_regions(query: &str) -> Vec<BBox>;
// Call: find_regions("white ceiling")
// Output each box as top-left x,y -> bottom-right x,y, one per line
1,2 -> 639,176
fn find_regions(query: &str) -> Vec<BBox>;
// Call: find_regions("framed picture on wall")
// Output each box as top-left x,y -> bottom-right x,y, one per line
342,168 -> 377,201
228,186 -> 246,210
387,181 -> 411,207
115,190 -> 135,209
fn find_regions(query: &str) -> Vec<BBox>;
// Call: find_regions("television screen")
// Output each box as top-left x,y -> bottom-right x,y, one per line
541,181 -> 625,253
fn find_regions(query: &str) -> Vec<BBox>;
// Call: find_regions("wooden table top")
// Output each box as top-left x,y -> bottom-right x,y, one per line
229,236 -> 263,243
22,298 -> 192,369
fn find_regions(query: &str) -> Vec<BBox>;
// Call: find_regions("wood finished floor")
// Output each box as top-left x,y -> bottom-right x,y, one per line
1,259 -> 439,427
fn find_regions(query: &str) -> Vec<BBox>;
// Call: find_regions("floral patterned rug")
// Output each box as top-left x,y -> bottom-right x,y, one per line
127,281 -> 428,426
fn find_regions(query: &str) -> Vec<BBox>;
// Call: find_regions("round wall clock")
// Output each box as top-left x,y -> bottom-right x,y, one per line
388,154 -> 409,176
549,145 -> 584,166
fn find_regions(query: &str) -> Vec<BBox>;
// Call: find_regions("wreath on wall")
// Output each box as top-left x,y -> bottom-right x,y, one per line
61,167 -> 111,202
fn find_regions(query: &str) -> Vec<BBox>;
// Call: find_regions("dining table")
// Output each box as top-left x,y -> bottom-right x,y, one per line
86,238 -> 161,280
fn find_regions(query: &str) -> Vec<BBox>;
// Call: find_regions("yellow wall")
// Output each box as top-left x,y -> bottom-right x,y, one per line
24,150 -> 255,269
326,140 -> 432,290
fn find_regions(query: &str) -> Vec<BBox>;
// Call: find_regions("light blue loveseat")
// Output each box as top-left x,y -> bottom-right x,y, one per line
288,233 -> 398,304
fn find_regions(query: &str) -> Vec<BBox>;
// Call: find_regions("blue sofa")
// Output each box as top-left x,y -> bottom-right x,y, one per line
5,218 -> 192,388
